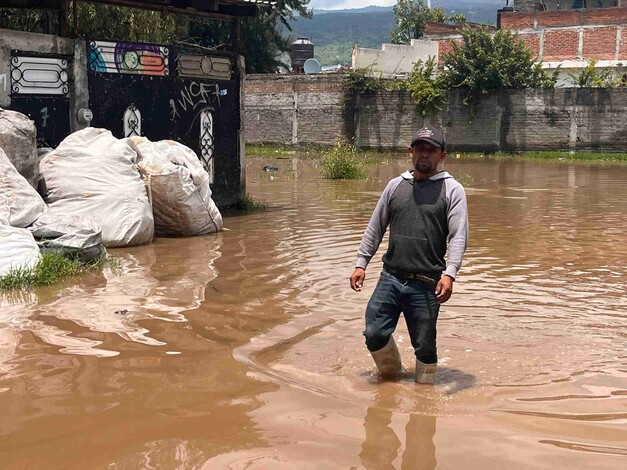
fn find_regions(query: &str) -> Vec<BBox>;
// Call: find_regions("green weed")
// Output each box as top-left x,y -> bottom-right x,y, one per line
238,193 -> 267,212
450,171 -> 474,186
0,252 -> 109,290
321,138 -> 365,180
246,144 -> 294,158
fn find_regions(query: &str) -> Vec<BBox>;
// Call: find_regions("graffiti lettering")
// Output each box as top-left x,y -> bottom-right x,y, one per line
169,99 -> 180,120
0,74 -> 6,91
172,81 -> 220,117
40,107 -> 49,128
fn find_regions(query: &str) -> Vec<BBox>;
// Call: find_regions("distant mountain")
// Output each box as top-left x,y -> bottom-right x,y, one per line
286,2 -> 503,66
312,6 -> 396,15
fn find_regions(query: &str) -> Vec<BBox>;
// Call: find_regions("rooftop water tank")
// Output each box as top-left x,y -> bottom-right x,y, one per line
291,38 -> 314,74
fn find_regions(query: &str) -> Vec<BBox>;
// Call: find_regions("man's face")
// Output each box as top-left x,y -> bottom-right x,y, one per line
409,141 -> 446,177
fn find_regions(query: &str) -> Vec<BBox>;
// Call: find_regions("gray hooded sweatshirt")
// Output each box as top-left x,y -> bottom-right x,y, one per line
356,170 -> 468,280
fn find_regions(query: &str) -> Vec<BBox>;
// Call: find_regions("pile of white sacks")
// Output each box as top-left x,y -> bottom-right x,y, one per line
0,109 -> 223,277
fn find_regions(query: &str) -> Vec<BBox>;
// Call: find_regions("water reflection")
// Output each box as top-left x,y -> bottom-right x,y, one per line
360,388 -> 437,470
0,235 -> 222,363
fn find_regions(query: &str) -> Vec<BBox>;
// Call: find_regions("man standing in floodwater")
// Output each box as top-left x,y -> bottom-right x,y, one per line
349,127 -> 468,384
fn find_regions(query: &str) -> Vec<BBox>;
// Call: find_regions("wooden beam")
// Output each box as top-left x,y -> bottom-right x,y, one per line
81,0 -> 256,19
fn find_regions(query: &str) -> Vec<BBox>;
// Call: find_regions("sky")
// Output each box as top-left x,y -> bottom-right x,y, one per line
308,0 -> 503,11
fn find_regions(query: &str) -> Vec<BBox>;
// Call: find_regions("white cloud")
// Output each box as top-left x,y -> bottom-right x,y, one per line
308,0 -> 397,10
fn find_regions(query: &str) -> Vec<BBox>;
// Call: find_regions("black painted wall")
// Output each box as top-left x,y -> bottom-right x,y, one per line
87,42 -> 241,208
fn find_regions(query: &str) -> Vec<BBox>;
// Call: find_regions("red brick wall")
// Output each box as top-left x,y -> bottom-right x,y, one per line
425,22 -> 459,35
619,27 -> 627,61
543,30 -> 580,61
500,12 -> 535,30
583,7 -> 627,26
501,7 -> 627,29
582,27 -> 617,61
537,11 -> 581,28
517,33 -> 541,58
499,7 -> 627,62
438,39 -> 461,63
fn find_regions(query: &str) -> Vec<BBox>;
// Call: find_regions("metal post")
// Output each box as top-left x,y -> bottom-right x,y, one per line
231,18 -> 243,55
73,0 -> 78,37
59,0 -> 69,37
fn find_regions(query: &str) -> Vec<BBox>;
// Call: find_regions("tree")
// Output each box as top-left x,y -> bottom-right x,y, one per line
440,26 -> 558,105
402,56 -> 446,117
0,3 -> 177,42
390,0 -> 466,45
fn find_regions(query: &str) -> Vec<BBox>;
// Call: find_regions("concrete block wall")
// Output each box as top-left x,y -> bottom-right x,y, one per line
356,88 -> 627,151
244,74 -> 346,145
244,75 -> 627,151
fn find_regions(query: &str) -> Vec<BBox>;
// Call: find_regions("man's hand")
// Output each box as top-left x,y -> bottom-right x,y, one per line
435,275 -> 454,304
350,268 -> 366,292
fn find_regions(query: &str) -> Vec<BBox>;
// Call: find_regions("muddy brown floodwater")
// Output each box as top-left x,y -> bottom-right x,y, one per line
0,156 -> 626,469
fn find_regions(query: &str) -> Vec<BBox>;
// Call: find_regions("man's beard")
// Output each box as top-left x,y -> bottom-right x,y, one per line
415,160 -> 433,174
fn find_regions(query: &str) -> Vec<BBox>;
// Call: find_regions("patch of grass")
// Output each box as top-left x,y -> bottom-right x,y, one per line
521,151 -> 627,161
238,193 -> 267,212
321,138 -> 365,180
246,144 -> 294,159
449,151 -> 627,162
0,252 -> 108,290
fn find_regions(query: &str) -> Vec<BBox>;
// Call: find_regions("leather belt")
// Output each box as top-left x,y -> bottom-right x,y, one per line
384,269 -> 438,285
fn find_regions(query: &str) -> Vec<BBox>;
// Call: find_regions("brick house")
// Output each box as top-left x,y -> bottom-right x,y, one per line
353,0 -> 627,86
498,0 -> 627,86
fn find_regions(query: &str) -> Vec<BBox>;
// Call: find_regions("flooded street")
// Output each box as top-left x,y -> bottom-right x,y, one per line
1,156 -> 626,469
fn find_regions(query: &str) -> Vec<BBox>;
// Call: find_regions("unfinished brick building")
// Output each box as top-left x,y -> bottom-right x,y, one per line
499,0 -> 627,85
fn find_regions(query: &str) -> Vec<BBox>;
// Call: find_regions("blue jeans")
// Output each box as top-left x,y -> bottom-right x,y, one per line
363,270 -> 440,364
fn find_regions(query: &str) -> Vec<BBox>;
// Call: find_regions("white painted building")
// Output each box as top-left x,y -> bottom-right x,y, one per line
351,39 -> 439,77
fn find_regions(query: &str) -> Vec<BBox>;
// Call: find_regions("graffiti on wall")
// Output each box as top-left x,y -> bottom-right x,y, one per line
87,42 -> 240,205
169,81 -> 223,119
10,97 -> 70,147
88,40 -> 169,76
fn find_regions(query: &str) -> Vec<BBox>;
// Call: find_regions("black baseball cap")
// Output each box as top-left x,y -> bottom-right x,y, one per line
410,127 -> 445,150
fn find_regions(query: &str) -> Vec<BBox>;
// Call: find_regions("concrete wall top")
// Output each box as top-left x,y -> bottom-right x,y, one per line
245,73 -> 346,93
352,40 -> 438,77
501,6 -> 627,30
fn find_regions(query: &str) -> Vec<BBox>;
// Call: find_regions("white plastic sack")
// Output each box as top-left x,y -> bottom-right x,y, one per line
130,137 -> 223,236
29,213 -> 105,262
0,193 -> 9,225
40,128 -> 154,247
0,109 -> 38,188
0,148 -> 47,227
0,225 -> 41,276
